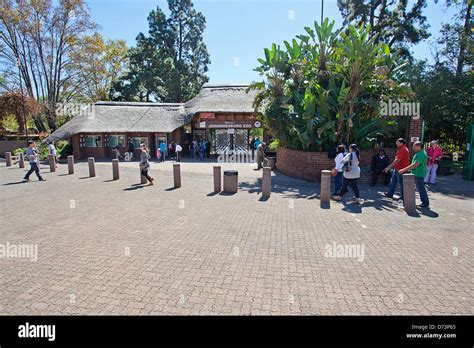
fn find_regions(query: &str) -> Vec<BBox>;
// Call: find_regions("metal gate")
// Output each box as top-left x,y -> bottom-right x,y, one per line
215,129 -> 248,154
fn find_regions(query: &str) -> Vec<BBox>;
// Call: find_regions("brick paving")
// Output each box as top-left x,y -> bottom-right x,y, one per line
0,160 -> 473,315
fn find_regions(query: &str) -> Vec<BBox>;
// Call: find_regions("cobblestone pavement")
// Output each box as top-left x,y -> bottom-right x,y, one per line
0,160 -> 473,315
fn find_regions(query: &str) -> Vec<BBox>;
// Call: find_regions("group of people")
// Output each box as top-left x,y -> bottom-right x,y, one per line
331,138 -> 443,208
189,139 -> 210,161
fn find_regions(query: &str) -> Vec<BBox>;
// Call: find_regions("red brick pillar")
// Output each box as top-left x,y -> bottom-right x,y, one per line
408,116 -> 423,147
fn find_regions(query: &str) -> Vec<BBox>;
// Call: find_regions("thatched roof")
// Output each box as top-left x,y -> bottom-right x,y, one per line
49,84 -> 257,141
185,84 -> 258,114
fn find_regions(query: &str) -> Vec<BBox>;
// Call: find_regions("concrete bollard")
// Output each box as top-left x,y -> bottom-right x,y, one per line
173,163 -> 181,188
320,170 -> 332,207
67,155 -> 74,174
18,153 -> 25,168
262,167 -> 272,198
5,152 -> 12,166
213,166 -> 221,193
403,173 -> 416,214
48,155 -> 56,172
112,159 -> 120,180
88,157 -> 96,177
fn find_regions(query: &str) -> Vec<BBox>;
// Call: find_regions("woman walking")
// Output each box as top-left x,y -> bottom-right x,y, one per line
139,144 -> 154,186
425,140 -> 443,185
332,144 -> 346,196
332,144 -> 363,204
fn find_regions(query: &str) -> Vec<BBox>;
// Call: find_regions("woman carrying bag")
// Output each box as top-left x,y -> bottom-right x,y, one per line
139,144 -> 154,186
332,144 -> 363,204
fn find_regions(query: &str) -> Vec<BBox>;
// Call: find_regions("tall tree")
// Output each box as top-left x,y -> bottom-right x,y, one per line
337,0 -> 430,57
69,33 -> 128,102
112,0 -> 210,103
0,0 -> 97,131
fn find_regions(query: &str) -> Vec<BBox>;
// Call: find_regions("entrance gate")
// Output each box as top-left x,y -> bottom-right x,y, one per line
215,129 -> 248,154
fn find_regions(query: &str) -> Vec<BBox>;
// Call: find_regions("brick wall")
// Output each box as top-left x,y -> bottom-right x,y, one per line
276,147 -> 398,183
408,116 -> 423,146
0,140 -> 27,157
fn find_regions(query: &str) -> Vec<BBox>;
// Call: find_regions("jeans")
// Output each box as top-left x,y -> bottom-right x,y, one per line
176,151 -> 180,162
24,162 -> 43,180
333,171 -> 343,195
424,164 -> 438,184
415,176 -> 429,206
387,170 -> 404,200
140,169 -> 153,182
339,177 -> 360,198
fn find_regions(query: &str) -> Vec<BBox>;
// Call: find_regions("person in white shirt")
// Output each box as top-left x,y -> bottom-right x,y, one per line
48,141 -> 58,167
333,144 -> 346,196
175,143 -> 183,162
333,144 -> 363,204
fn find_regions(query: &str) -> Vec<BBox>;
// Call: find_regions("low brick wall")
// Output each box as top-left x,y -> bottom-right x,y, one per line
276,146 -> 397,183
0,140 -> 27,157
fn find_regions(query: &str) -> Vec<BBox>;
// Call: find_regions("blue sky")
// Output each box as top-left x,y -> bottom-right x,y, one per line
87,0 -> 458,84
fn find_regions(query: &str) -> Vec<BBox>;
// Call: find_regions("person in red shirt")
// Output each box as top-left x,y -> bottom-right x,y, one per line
425,140 -> 443,184
383,138 -> 410,201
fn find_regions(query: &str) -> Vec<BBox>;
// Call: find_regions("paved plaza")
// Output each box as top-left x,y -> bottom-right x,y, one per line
0,159 -> 473,315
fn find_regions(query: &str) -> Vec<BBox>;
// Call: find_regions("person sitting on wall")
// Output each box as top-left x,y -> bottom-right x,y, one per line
370,148 -> 391,187
256,142 -> 267,170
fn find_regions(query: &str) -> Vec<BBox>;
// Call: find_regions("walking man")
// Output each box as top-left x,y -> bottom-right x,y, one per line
384,138 -> 410,201
399,141 -> 430,208
23,140 -> 45,182
175,143 -> 182,162
256,142 -> 267,169
159,141 -> 166,162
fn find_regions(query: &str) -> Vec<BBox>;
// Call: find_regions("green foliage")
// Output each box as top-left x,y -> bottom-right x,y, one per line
268,139 -> 279,151
111,0 -> 210,102
250,18 -> 408,152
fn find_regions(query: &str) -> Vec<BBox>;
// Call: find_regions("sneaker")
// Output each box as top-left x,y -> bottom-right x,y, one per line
355,198 -> 364,205
39,178 -> 46,181
332,195 -> 342,201
23,177 -> 29,181
384,193 -> 393,199
147,181 -> 154,186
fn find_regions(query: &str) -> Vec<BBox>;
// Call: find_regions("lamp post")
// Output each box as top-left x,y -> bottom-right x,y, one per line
16,58 -> 29,145
321,0 -> 324,23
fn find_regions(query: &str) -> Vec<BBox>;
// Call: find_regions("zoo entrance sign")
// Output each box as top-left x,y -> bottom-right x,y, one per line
198,121 -> 262,129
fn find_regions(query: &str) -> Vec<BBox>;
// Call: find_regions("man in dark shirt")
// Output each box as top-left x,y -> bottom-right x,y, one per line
370,148 -> 390,186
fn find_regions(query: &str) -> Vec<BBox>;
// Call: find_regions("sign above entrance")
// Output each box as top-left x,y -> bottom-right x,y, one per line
200,112 -> 215,120
197,120 -> 262,129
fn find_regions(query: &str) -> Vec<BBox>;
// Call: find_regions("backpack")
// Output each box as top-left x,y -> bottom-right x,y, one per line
342,153 -> 353,172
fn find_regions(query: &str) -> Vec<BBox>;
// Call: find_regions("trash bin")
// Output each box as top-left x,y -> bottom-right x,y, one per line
223,170 -> 238,194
